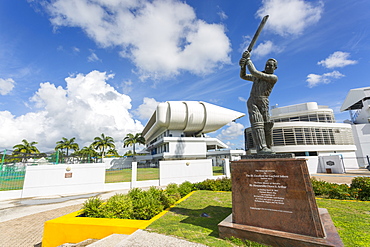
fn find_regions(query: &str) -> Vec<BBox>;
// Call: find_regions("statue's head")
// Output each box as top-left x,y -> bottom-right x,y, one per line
265,58 -> 277,74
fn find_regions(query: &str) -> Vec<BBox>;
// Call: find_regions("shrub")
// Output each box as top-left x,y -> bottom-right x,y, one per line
147,186 -> 176,209
101,193 -> 133,219
216,177 -> 232,191
351,176 -> 370,201
165,183 -> 181,202
311,178 -> 335,197
178,181 -> 194,197
127,188 -> 164,220
82,196 -> 104,218
194,177 -> 231,191
327,184 -> 357,200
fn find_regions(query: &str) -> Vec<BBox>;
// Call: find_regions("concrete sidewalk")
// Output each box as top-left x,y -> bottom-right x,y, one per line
0,169 -> 369,247
311,168 -> 370,184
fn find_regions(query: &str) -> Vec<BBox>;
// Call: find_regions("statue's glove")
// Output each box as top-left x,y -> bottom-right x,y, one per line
242,50 -> 251,59
239,57 -> 247,67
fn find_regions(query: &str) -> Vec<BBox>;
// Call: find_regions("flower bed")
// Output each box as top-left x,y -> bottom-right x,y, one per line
42,190 -> 195,247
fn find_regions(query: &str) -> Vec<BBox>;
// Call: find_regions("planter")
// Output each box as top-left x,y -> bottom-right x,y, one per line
42,191 -> 195,247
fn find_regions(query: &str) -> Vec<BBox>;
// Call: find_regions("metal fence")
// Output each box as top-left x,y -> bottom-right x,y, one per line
0,163 -> 26,191
0,149 -> 104,191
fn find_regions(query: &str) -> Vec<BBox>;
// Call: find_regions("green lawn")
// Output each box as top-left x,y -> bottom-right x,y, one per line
316,198 -> 370,247
105,169 -> 132,183
212,166 -> 224,176
148,191 -> 370,247
106,167 -> 224,183
105,168 -> 159,183
137,167 -> 159,181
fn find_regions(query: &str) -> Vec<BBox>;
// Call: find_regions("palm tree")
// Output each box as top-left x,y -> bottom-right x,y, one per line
123,133 -> 145,155
55,137 -> 79,156
12,139 -> 40,162
91,133 -> 115,158
106,148 -> 119,157
77,146 -> 99,163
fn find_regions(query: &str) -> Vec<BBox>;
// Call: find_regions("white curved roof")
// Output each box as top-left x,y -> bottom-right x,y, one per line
341,86 -> 370,111
142,101 -> 245,141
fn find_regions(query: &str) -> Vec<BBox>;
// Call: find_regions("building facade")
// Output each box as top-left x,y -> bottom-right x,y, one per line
140,101 -> 245,165
341,86 -> 370,168
245,102 -> 358,173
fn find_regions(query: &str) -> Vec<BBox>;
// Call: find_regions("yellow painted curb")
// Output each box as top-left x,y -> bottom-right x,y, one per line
42,191 -> 195,247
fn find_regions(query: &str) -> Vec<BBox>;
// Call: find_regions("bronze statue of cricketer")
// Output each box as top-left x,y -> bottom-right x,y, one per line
239,15 -> 277,155
239,51 -> 278,154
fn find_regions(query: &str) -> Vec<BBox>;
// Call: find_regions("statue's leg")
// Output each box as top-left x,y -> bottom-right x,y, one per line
251,122 -> 267,152
248,100 -> 267,152
264,121 -> 274,148
260,98 -> 274,153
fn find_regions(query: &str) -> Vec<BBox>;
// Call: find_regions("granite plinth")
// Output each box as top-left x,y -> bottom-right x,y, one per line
218,208 -> 343,247
219,158 -> 343,247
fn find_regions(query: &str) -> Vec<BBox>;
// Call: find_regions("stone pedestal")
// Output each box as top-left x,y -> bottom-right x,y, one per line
218,158 -> 343,247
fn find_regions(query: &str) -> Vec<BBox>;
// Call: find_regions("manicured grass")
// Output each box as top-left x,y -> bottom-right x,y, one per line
105,168 -> 159,183
212,166 -> 224,176
148,191 -> 264,246
316,198 -> 370,247
137,168 -> 159,181
105,169 -> 131,183
148,191 -> 370,247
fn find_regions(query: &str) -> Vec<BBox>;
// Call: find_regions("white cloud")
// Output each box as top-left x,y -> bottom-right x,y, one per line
238,96 -> 248,102
45,0 -> 231,80
239,36 -> 282,59
0,70 -> 143,151
122,79 -> 133,94
88,50 -> 101,62
133,97 -> 161,120
0,78 -> 16,95
218,10 -> 228,20
256,0 -> 324,36
306,71 -> 344,88
217,122 -> 244,140
253,40 -> 283,58
318,51 -> 357,69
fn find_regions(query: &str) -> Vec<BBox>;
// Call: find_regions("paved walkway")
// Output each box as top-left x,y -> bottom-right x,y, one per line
311,168 -> 370,184
0,204 -> 82,247
0,169 -> 369,247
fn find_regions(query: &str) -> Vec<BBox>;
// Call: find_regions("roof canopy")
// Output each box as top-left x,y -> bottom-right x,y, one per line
341,87 -> 370,111
142,101 -> 245,141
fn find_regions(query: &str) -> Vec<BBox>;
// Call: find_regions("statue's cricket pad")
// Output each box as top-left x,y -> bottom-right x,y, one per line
218,158 -> 343,247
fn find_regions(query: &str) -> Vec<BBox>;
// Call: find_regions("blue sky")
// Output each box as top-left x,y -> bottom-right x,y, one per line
0,0 -> 369,153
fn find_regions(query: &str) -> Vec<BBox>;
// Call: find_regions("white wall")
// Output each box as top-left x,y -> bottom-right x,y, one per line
159,159 -> 213,185
294,156 -> 318,174
168,140 -> 206,158
22,163 -> 106,198
352,124 -> 370,168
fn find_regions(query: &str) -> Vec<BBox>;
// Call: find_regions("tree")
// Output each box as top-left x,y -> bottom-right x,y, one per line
123,133 -> 145,155
55,137 -> 79,156
12,139 -> 40,162
91,133 -> 115,158
106,148 -> 119,157
77,146 -> 99,163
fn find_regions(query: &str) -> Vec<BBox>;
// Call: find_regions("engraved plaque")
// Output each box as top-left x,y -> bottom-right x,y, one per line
65,172 -> 72,178
231,158 -> 325,238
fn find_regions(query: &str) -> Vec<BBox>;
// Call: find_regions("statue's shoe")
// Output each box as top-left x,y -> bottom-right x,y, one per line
257,147 -> 275,155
